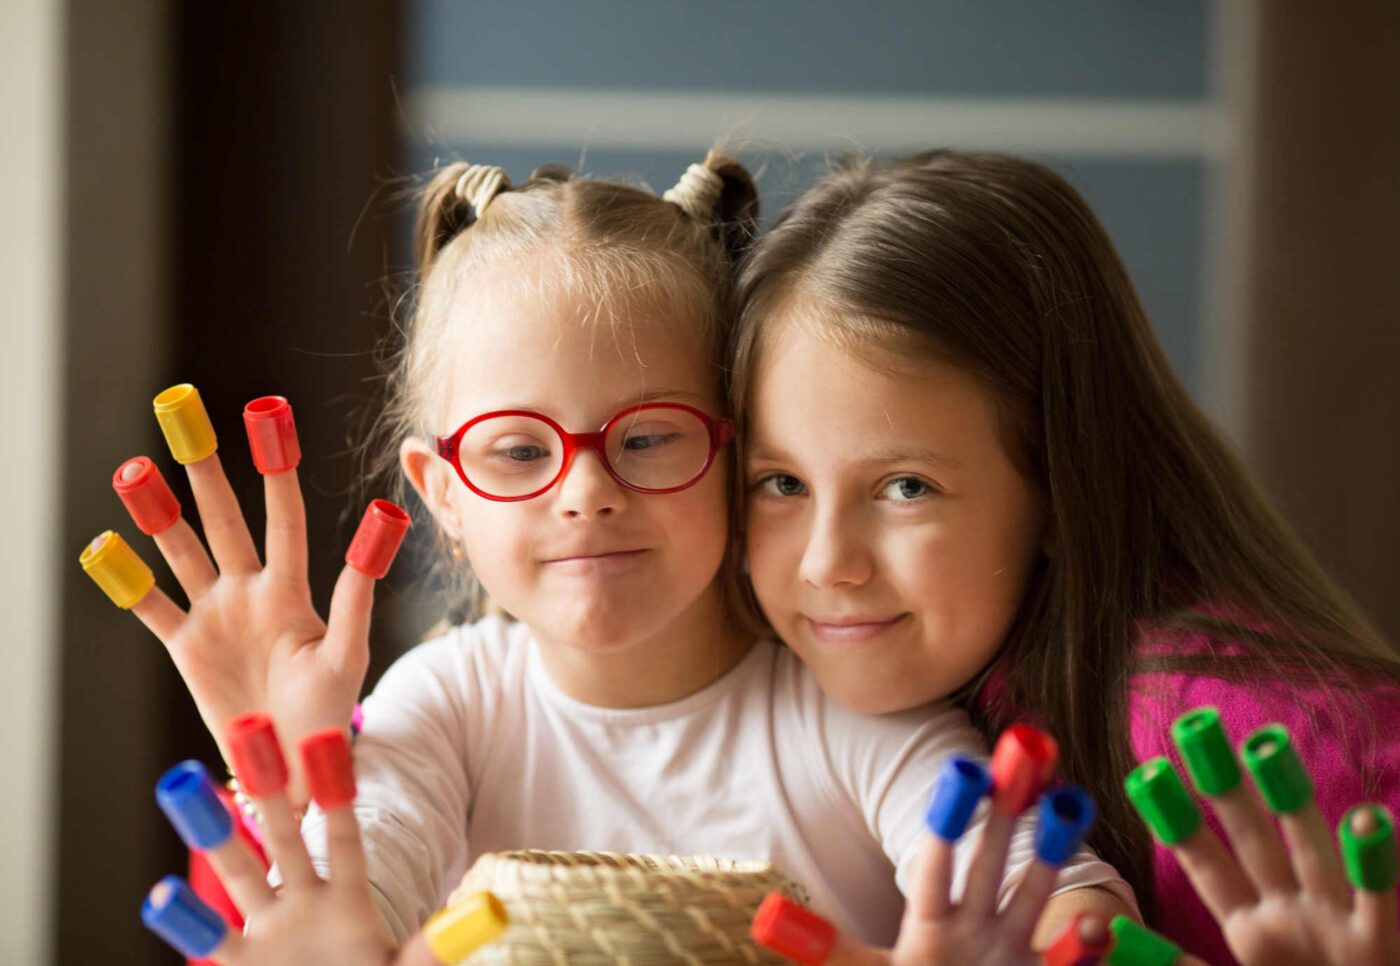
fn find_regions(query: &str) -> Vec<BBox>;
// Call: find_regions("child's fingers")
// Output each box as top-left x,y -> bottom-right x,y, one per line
142,874 -> 241,964
1198,783 -> 1296,895
1278,804 -> 1350,906
1340,805 -> 1399,942
916,756 -> 992,921
1039,912 -> 1111,966
966,726 -> 1059,918
244,396 -> 309,580
111,456 -> 219,598
1167,824 -> 1257,922
298,729 -> 365,885
185,455 -> 263,575
1004,786 -> 1096,946
325,500 -> 410,669
156,760 -> 276,917
959,809 -> 1015,919
1000,860 -> 1057,949
227,712 -> 319,890
130,585 -> 188,643
152,518 -> 220,599
79,529 -> 190,642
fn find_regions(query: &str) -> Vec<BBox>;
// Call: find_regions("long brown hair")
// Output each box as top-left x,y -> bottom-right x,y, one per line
730,149 -> 1399,912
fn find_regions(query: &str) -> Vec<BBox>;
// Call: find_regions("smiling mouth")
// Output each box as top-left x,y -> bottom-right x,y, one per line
544,549 -> 649,568
804,613 -> 909,644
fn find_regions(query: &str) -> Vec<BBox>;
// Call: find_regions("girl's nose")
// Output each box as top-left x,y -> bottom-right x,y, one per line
554,448 -> 625,519
797,511 -> 873,588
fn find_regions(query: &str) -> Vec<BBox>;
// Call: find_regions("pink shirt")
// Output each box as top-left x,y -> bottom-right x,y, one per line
1131,653 -> 1400,964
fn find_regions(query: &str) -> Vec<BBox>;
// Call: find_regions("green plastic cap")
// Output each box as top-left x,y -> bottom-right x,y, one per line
1105,915 -> 1182,966
1339,804 -> 1398,892
1240,724 -> 1313,814
1171,707 -> 1242,796
1124,758 -> 1202,845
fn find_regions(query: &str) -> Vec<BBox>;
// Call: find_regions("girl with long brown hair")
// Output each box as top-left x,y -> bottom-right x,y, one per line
732,148 -> 1400,964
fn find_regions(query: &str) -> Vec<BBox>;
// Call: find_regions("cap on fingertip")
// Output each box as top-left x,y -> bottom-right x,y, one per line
225,711 -> 288,797
299,727 -> 356,810
112,456 -> 182,535
750,892 -> 836,965
1339,803 -> 1397,893
925,756 -> 991,841
79,530 -> 155,609
345,499 -> 411,579
990,724 -> 1059,815
153,384 -> 218,465
141,875 -> 227,959
424,891 -> 509,962
1240,724 -> 1313,814
155,760 -> 233,851
1035,785 -> 1097,866
1105,915 -> 1182,966
1042,911 -> 1112,966
1124,758 -> 1202,845
243,395 -> 301,475
1171,707 -> 1241,797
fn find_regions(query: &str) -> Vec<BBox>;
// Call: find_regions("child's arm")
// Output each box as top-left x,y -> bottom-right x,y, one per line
82,388 -> 408,806
145,718 -> 505,966
1127,709 -> 1400,965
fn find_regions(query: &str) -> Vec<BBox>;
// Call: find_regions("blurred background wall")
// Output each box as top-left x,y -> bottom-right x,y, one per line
2,1 -> 1394,962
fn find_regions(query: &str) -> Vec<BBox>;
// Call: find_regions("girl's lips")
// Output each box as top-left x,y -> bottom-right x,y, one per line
543,549 -> 650,573
804,613 -> 909,644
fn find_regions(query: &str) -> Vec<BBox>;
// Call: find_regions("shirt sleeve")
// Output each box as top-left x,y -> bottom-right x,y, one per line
296,631 -> 478,944
815,696 -> 1140,918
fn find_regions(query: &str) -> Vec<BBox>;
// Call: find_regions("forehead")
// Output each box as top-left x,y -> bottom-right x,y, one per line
438,254 -> 715,420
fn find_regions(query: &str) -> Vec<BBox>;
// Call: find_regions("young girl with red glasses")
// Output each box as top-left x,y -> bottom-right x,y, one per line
89,151 -> 1133,956
732,149 -> 1400,964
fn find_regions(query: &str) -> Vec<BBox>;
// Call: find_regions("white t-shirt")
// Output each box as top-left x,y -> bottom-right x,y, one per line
298,616 -> 1134,946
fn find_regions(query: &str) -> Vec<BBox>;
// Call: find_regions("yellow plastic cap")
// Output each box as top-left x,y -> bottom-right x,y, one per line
153,384 -> 217,464
80,531 -> 155,609
424,891 -> 508,963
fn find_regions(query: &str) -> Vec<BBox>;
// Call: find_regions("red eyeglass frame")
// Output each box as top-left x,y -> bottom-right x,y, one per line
433,402 -> 735,502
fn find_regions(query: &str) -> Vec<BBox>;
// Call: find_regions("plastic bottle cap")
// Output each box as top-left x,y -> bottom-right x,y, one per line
299,728 -> 356,809
1124,758 -> 1202,845
345,499 -> 411,579
1105,915 -> 1182,966
153,384 -> 218,465
79,530 -> 155,609
990,724 -> 1059,815
243,396 -> 302,475
1035,785 -> 1097,866
155,760 -> 233,851
750,892 -> 837,965
141,875 -> 227,959
112,456 -> 182,535
424,891 -> 509,962
1042,912 -> 1112,966
1339,803 -> 1397,892
925,756 -> 992,841
1171,706 -> 1241,797
225,712 -> 288,797
1240,724 -> 1313,814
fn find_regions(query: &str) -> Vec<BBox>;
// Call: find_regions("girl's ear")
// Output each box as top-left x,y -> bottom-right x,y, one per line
400,437 -> 466,541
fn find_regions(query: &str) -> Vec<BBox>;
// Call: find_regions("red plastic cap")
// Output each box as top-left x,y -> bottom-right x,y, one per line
243,396 -> 301,475
299,728 -> 356,809
112,456 -> 181,535
991,724 -> 1060,815
225,712 -> 288,797
1041,912 -> 1112,966
750,892 -> 837,965
345,499 -> 411,579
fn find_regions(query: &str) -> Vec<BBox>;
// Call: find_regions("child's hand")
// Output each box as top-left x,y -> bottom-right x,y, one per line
753,728 -> 1111,965
1127,708 -> 1400,966
82,387 -> 408,802
145,714 -> 506,965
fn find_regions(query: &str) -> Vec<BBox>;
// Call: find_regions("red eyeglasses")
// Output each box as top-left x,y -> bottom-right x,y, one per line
434,403 -> 735,502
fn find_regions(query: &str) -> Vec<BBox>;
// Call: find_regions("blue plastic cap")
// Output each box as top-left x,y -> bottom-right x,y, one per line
155,760 -> 233,851
141,875 -> 227,959
1035,785 -> 1097,866
926,756 -> 993,841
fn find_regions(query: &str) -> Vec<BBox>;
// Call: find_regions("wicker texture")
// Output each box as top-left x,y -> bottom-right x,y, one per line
446,851 -> 811,964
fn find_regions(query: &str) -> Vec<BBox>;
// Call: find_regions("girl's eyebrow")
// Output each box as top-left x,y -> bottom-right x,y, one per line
746,443 -> 963,469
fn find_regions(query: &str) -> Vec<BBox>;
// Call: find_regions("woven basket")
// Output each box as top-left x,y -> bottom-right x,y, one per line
446,850 -> 811,964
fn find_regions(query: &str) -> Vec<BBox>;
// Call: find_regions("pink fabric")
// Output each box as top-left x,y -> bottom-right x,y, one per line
1130,650 -> 1400,965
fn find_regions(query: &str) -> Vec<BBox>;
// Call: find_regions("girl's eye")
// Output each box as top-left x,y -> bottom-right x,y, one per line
622,431 -> 680,452
881,476 -> 934,502
756,473 -> 806,498
487,437 -> 550,464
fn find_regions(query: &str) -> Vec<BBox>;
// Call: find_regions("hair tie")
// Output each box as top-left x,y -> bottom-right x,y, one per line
663,163 -> 724,222
452,164 -> 511,220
